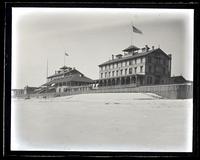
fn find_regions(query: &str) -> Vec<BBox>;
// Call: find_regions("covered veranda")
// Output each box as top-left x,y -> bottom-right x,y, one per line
94,74 -> 145,88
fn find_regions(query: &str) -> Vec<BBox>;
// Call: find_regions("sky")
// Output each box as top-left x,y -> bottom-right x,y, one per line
12,8 -> 194,89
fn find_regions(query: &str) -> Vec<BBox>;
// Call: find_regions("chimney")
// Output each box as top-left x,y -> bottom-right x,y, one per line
112,54 -> 114,60
152,46 -> 155,50
145,45 -> 150,51
168,54 -> 172,59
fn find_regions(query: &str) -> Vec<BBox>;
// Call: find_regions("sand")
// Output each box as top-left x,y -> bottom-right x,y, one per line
11,93 -> 193,152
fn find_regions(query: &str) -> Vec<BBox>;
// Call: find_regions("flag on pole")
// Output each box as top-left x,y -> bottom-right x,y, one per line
132,25 -> 143,34
65,52 -> 69,56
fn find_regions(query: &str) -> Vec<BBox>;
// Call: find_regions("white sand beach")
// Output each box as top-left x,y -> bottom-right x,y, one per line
11,93 -> 193,152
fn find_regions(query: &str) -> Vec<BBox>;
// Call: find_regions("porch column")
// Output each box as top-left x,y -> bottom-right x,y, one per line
103,80 -> 106,86
135,75 -> 138,86
130,76 -> 132,84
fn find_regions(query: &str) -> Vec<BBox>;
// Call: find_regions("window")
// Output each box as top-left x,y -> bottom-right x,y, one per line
125,69 -> 127,75
147,76 -> 152,84
112,71 -> 115,77
134,67 -> 137,74
129,60 -> 132,65
148,57 -> 151,63
116,63 -> 118,68
125,61 -> 127,66
129,68 -> 132,74
140,58 -> 143,63
101,73 -> 103,78
149,66 -> 152,73
135,59 -> 137,64
163,59 -> 166,65
155,56 -> 160,64
150,77 -> 152,84
108,72 -> 111,77
163,68 -> 165,74
116,70 -> 118,76
105,72 -> 107,78
140,66 -> 143,73
120,69 -> 123,75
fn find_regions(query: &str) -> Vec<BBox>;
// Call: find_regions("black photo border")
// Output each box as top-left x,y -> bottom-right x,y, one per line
2,1 -> 200,159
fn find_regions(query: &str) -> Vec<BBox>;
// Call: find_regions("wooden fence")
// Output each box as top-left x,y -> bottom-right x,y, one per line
13,83 -> 193,99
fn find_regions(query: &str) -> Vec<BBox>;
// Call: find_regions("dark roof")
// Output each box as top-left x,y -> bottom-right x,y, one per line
47,68 -> 81,79
116,54 -> 123,57
24,86 -> 39,89
99,48 -> 166,66
12,89 -> 24,91
60,65 -> 72,70
42,74 -> 93,86
169,76 -> 187,83
122,45 -> 140,52
70,75 -> 93,82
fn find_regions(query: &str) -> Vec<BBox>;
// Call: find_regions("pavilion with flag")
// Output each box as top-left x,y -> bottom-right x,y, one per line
37,65 -> 93,94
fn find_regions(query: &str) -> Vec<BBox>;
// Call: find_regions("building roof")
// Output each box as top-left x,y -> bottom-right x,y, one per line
24,86 -> 39,89
169,76 -> 187,83
12,89 -> 24,91
99,48 -> 167,67
47,68 -> 81,79
122,45 -> 140,52
60,65 -> 72,70
116,54 -> 123,57
42,74 -> 93,86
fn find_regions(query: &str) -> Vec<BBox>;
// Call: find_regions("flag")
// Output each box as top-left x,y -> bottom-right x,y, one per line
65,52 -> 69,56
132,25 -> 143,34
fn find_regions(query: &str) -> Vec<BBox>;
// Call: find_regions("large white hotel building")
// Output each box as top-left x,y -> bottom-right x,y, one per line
97,44 -> 172,87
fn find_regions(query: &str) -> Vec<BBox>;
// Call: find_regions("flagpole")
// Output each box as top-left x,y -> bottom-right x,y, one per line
131,21 -> 133,45
64,51 -> 65,66
64,51 -> 69,67
46,58 -> 48,82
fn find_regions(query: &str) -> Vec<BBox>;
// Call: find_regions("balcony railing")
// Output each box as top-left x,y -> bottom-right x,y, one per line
96,83 -> 137,90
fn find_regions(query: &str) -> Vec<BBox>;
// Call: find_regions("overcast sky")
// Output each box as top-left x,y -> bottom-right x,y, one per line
12,8 -> 193,89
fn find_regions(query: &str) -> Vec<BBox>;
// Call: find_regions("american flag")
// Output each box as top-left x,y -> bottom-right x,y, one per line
65,52 -> 69,56
132,25 -> 143,34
